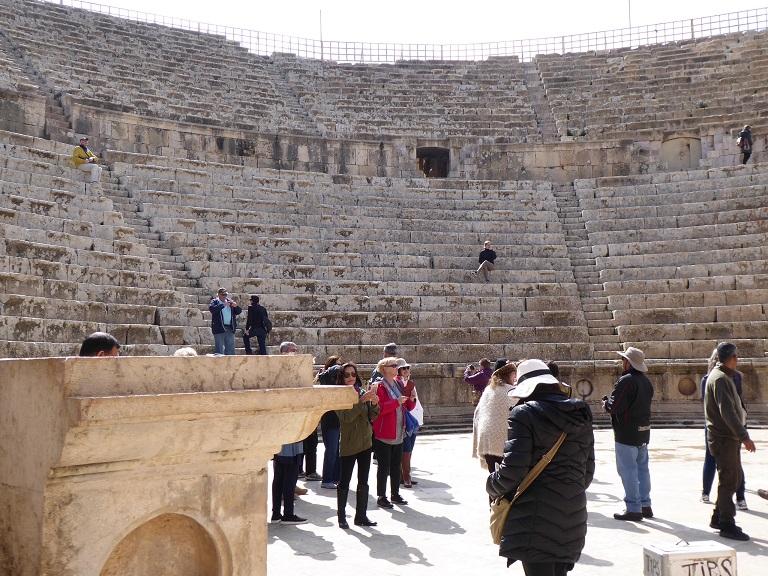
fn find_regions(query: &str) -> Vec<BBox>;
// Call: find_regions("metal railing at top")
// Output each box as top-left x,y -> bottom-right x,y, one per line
43,1 -> 768,63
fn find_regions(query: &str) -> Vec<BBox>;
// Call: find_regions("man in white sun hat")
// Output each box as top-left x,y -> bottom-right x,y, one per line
487,359 -> 594,575
602,347 -> 654,522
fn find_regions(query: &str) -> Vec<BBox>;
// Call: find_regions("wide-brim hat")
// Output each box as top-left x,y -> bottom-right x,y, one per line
396,357 -> 411,369
510,359 -> 560,398
617,347 -> 648,372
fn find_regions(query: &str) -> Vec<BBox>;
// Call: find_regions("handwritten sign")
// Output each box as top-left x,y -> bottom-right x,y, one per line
643,541 -> 736,576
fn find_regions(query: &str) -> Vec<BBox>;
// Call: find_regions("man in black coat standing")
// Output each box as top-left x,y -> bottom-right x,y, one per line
487,359 -> 594,576
243,295 -> 271,355
603,347 -> 654,521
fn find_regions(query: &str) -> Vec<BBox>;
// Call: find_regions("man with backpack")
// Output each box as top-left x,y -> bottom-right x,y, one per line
243,295 -> 272,355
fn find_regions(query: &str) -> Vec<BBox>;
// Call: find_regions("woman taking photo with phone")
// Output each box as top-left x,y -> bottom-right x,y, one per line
335,362 -> 380,528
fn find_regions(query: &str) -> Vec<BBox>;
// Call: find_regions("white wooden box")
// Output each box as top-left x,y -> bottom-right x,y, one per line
643,540 -> 736,576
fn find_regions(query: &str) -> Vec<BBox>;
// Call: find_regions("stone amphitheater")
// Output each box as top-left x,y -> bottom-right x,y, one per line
1,0 -> 767,426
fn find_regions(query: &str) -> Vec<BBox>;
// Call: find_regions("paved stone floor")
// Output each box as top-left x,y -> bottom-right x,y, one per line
267,429 -> 768,575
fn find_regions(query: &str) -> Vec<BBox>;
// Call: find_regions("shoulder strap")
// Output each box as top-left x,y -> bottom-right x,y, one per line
510,432 -> 567,504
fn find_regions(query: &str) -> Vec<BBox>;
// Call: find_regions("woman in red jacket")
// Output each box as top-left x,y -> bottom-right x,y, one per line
371,358 -> 415,509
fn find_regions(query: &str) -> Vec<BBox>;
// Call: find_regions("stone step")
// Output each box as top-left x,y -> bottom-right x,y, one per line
159,261 -> 187,272
588,327 -> 617,336
590,334 -> 622,344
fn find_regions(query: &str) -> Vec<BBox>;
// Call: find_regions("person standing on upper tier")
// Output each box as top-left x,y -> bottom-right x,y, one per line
72,136 -> 102,186
737,124 -> 753,165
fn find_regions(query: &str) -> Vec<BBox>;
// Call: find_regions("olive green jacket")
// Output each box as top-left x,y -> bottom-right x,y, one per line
337,391 -> 380,457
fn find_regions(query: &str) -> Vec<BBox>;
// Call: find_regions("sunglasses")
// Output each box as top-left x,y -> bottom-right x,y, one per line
343,371 -> 357,378
384,363 -> 398,368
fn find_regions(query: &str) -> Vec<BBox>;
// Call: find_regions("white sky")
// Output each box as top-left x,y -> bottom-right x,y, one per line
80,0 -> 767,45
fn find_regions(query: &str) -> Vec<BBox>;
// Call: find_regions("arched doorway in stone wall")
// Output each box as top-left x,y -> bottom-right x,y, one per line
100,513 -> 221,576
417,147 -> 450,177
661,132 -> 702,170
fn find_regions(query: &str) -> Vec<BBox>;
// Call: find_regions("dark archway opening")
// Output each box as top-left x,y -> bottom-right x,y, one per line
417,147 -> 449,178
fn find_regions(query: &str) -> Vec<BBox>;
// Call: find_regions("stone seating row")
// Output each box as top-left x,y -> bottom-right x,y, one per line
130,186 -> 558,219
0,192 -> 126,235
143,206 -> 559,234
597,257 -> 768,282
262,325 -> 589,346
0,178 -> 115,212
0,293 -> 157,325
584,199 -> 768,227
219,291 -> 581,314
0,270 -> 186,308
576,181 -> 768,209
218,276 -> 575,299
602,273 -> 767,296
624,338 -> 766,361
0,247 -> 169,289
589,219 -> 768,246
184,261 -> 575,284
597,242 -> 767,269
608,288 -> 768,312
613,304 -> 766,326
618,320 -> 768,343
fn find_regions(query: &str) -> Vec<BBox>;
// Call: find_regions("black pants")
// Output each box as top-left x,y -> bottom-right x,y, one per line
742,150 -> 752,164
373,438 -> 403,499
338,448 -> 372,520
272,455 -> 300,517
522,561 -> 572,576
710,436 -> 742,525
243,331 -> 267,355
302,429 -> 318,474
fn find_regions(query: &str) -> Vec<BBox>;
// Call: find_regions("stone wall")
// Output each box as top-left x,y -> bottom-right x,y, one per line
0,86 -> 45,138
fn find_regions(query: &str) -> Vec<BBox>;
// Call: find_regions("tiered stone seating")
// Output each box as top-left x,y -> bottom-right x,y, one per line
0,130 -> 204,357
110,157 -> 589,363
275,55 -> 539,140
536,31 -> 768,140
0,0 -> 318,135
576,164 -> 768,359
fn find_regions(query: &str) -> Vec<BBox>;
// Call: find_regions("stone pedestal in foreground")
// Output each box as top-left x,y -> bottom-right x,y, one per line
0,355 -> 356,576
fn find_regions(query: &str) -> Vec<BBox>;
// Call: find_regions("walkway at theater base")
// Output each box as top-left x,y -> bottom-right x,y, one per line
268,428 -> 768,575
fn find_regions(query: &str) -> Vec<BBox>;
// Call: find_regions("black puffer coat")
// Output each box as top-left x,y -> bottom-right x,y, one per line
486,390 -> 595,565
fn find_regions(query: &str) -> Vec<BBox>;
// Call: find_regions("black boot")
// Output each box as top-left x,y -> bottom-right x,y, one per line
337,484 -> 349,525
354,485 -> 374,524
709,509 -> 721,530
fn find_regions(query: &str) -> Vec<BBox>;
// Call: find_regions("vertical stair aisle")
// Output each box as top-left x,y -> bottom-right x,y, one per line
522,61 -> 560,143
553,183 -> 621,360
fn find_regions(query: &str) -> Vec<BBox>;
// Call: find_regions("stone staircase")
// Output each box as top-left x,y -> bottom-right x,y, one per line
522,62 -> 559,143
102,173 -> 203,308
552,182 -> 621,360
0,29 -> 72,142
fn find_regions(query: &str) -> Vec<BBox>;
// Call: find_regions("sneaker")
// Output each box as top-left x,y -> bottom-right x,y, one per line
736,499 -> 748,511
613,510 -> 643,521
305,472 -> 322,481
377,497 -> 394,509
485,279 -> 490,284
758,489 -> 768,501
270,513 -> 282,524
391,494 -> 408,505
281,514 -> 308,526
320,482 -> 338,489
719,523 -> 749,541
298,471 -> 306,479
700,493 -> 711,504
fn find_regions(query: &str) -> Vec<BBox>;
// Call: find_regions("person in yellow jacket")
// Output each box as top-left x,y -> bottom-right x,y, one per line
72,136 -> 102,184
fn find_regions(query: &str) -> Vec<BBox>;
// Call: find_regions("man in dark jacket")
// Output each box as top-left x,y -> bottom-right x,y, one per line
603,347 -> 654,521
487,359 -> 594,576
243,295 -> 271,355
471,240 -> 497,283
208,287 -> 242,355
705,342 -> 756,541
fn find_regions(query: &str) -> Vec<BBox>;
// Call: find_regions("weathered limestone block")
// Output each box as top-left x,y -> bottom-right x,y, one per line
0,355 -> 355,576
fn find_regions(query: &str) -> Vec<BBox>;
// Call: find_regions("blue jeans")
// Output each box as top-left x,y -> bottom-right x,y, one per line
615,441 -> 651,512
213,329 -> 235,355
321,426 -> 341,484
